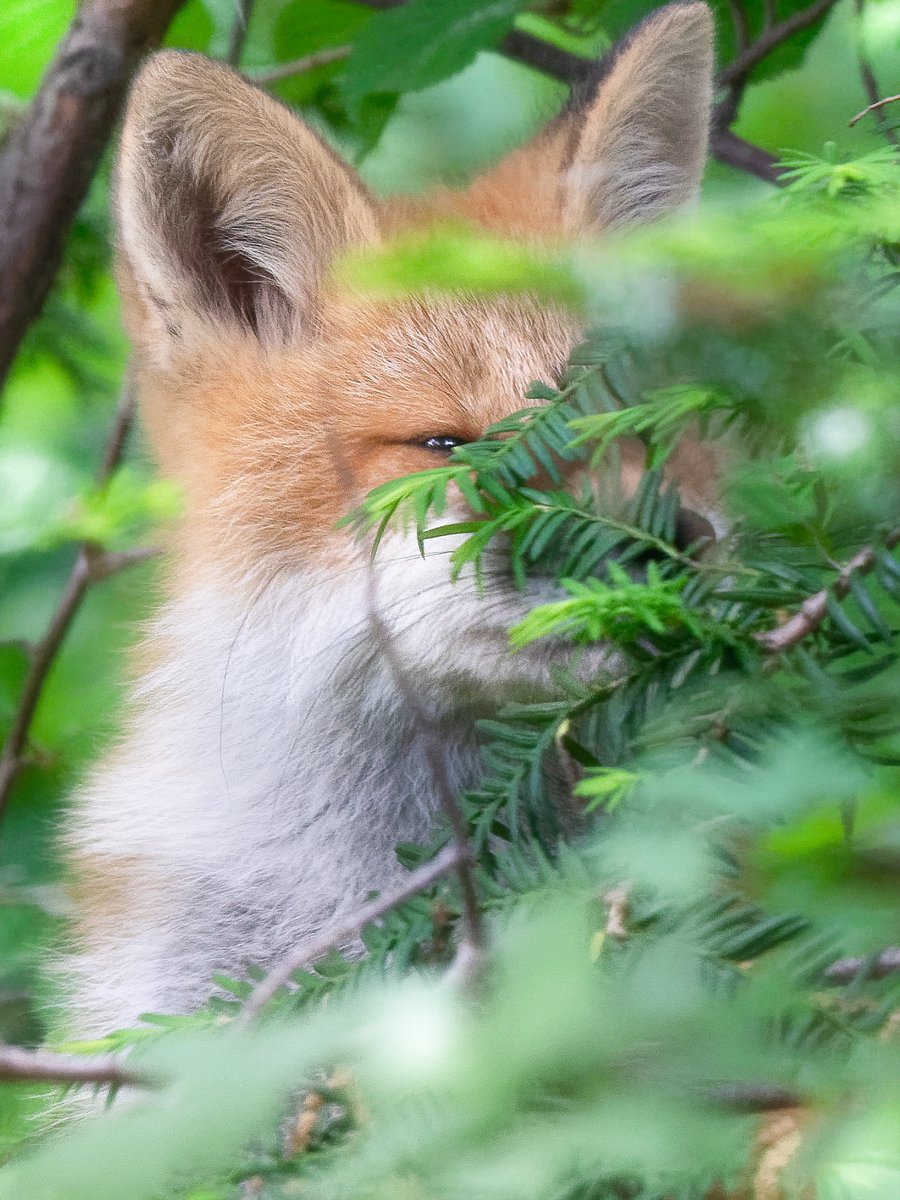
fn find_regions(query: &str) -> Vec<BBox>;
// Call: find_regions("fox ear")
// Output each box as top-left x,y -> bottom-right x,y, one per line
116,51 -> 379,360
564,2 -> 714,232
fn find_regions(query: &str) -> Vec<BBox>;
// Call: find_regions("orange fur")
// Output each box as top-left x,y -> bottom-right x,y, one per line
137,293 -> 577,570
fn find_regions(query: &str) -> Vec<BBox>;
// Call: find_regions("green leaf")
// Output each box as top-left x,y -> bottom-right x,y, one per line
274,0 -> 371,63
342,0 -> 522,118
0,0 -> 76,99
164,0 -> 215,52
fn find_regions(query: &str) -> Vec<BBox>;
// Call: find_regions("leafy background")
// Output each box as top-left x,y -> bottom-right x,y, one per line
0,0 -> 899,1196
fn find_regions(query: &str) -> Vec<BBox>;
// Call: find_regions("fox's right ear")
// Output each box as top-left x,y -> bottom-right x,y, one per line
116,52 -> 379,363
564,1 -> 714,231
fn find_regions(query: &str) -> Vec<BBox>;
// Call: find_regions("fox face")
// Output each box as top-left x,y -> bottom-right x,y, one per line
65,3 -> 718,1031
116,2 -> 715,707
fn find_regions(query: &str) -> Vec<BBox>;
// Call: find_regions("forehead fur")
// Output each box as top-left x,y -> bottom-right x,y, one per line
321,293 -> 576,425
146,293 -> 577,570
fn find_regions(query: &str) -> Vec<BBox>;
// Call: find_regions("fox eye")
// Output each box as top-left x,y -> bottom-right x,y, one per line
421,436 -> 466,454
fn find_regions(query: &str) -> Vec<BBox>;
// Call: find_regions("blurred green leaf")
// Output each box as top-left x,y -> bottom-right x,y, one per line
342,0 -> 522,117
0,0 -> 76,99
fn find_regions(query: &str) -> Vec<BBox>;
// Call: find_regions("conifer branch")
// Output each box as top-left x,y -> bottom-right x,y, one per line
241,844 -> 470,1021
824,946 -> 900,984
754,530 -> 900,654
363,570 -> 486,978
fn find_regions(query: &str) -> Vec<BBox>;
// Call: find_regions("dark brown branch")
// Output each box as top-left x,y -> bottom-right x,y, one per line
851,0 -> 898,144
712,0 -> 840,147
497,28 -> 589,85
824,946 -> 900,985
718,0 -> 840,87
711,128 -> 782,184
754,530 -> 900,654
241,844 -> 469,1020
0,1040 -> 151,1089
0,0 -> 188,395
0,377 -> 159,820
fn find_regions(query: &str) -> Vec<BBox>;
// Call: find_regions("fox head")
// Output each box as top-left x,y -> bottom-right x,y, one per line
115,2 -> 717,707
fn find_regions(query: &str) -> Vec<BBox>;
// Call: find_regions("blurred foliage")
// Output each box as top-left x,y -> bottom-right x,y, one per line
1,0 -> 899,1197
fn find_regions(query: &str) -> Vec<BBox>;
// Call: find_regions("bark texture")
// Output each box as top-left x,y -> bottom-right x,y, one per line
0,0 -> 187,393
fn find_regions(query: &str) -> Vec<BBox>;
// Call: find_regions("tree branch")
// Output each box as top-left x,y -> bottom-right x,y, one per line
340,2 -> 784,185
851,0 -> 897,144
718,0 -> 840,87
710,128 -> 782,184
754,530 -> 900,654
227,0 -> 258,67
824,946 -> 900,985
0,376 -> 158,820
709,1083 -> 804,1112
0,1040 -> 150,1089
850,93 -> 900,128
0,0 -> 188,396
253,46 -> 350,85
241,844 -> 470,1021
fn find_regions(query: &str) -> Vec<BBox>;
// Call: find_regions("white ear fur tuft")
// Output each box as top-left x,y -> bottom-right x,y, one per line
116,52 -> 379,360
564,2 -> 714,232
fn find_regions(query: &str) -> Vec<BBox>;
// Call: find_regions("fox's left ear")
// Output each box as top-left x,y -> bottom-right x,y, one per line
565,1 -> 714,231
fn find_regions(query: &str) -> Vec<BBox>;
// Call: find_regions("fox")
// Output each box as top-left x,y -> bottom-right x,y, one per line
63,1 -> 721,1036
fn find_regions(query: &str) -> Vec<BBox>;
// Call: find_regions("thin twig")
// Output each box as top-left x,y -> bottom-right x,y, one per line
0,1041 -> 152,1089
241,844 -> 469,1021
603,884 -> 630,940
849,93 -> 900,128
226,0 -> 258,67
718,0 -> 840,87
754,530 -> 900,654
253,46 -> 350,85
0,374 -> 158,820
824,946 -> 900,985
709,1083 -> 804,1112
362,566 -> 485,978
96,374 -> 137,485
713,0 -> 840,133
851,0 -> 899,144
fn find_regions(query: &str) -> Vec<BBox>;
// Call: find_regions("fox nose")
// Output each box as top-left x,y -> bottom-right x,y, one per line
674,507 -> 717,554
